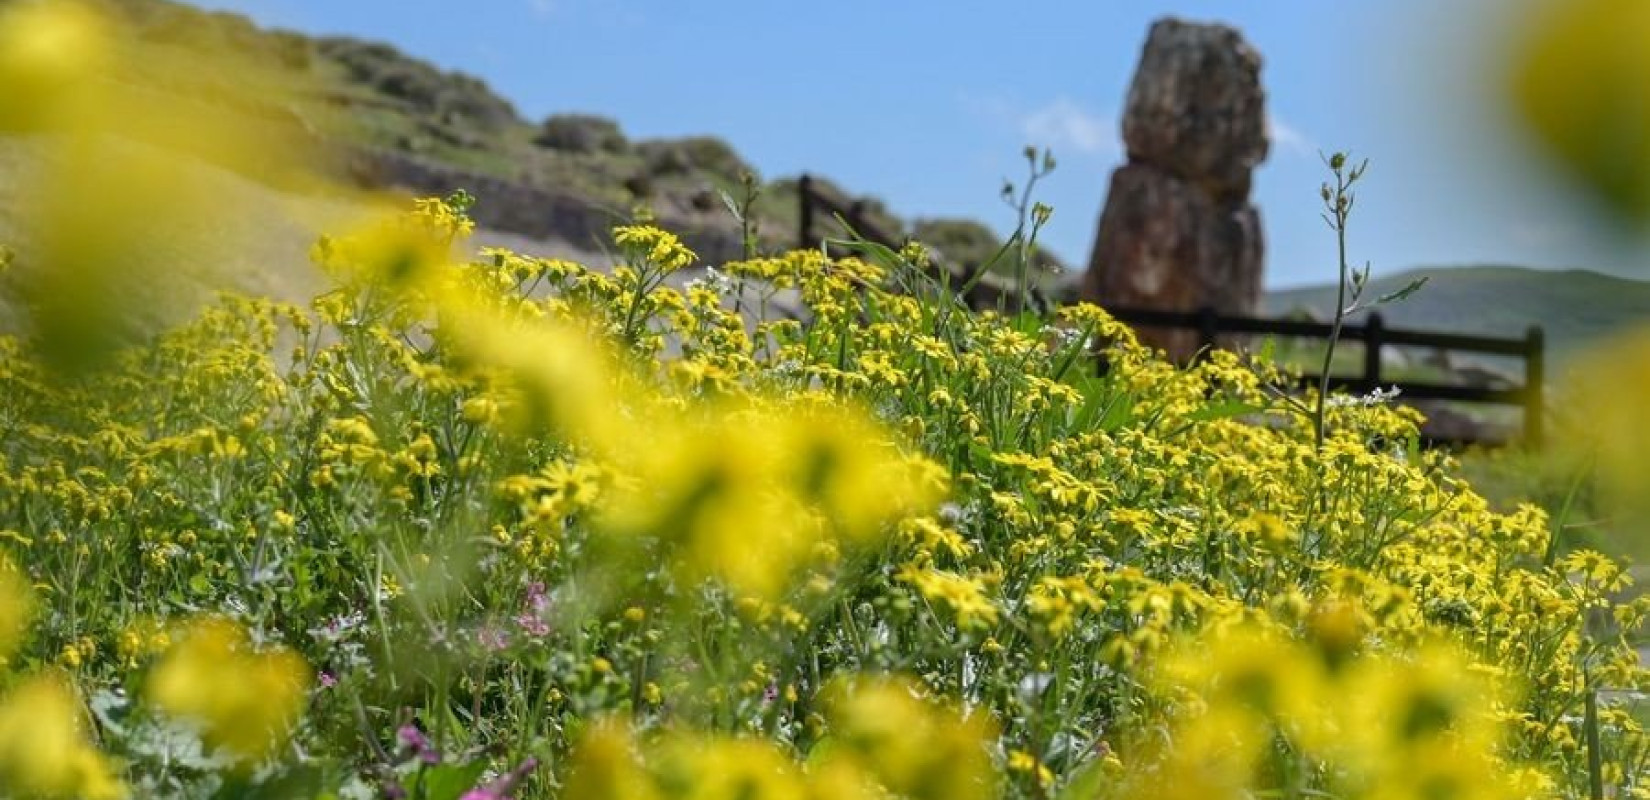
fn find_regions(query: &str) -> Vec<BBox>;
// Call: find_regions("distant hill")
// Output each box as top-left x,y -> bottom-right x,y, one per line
1263,266 -> 1650,364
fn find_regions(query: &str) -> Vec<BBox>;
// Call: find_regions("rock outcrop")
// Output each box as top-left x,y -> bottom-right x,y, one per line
344,146 -> 746,265
1084,18 -> 1269,361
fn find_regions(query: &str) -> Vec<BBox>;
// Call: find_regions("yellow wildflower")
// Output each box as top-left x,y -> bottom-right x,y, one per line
897,565 -> 999,629
613,225 -> 696,273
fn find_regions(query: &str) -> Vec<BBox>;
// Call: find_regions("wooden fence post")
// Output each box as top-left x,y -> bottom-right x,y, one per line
1524,325 -> 1545,449
1364,312 -> 1384,389
797,174 -> 814,250
1196,306 -> 1218,360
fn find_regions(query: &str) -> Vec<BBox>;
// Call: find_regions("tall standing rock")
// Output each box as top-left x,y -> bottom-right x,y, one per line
1084,18 -> 1269,361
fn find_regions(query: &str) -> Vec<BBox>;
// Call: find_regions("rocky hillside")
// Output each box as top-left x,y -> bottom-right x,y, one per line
23,0 -> 1065,278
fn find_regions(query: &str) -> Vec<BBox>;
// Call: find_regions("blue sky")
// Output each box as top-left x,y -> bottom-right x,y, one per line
188,0 -> 1650,288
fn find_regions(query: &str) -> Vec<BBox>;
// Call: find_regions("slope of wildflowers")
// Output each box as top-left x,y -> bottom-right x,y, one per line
0,193 -> 1643,800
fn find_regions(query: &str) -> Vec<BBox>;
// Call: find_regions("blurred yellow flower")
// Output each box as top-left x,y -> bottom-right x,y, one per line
1158,623 -> 1330,745
440,304 -> 626,451
0,674 -> 124,800
311,217 -> 455,293
1566,327 -> 1650,561
1337,640 -> 1507,776
820,676 -> 997,800
654,735 -> 808,800
776,403 -> 946,542
604,410 -> 815,598
1135,623 -> 1530,800
0,0 -> 110,133
1508,0 -> 1650,222
562,720 -> 662,800
146,617 -> 309,762
603,400 -> 936,599
0,0 -> 317,371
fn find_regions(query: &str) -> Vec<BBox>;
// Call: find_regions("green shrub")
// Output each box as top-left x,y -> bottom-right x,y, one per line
318,37 -> 518,130
637,135 -> 751,184
534,113 -> 628,154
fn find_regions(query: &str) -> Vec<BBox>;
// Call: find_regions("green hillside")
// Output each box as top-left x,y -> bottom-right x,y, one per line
1264,266 -> 1650,364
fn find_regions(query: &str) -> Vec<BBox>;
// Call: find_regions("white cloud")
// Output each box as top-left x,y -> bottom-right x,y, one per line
527,0 -> 555,18
1021,98 -> 1119,157
1267,114 -> 1314,156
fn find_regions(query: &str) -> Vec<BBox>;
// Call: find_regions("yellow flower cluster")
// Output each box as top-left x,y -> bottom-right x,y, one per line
0,195 -> 1642,796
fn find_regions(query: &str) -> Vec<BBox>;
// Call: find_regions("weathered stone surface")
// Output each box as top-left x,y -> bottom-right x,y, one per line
1084,17 -> 1269,361
1084,164 -> 1262,308
1121,18 -> 1268,200
1084,164 -> 1262,356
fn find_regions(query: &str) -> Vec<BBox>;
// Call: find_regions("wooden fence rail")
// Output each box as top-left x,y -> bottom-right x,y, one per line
795,173 -> 1546,447
1104,306 -> 1546,447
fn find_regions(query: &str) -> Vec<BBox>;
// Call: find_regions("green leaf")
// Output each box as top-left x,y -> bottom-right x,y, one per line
1374,276 -> 1429,306
957,231 -> 1020,296
1156,400 -> 1270,441
1095,393 -> 1135,433
211,765 -> 329,800
420,762 -> 490,800
718,189 -> 743,223
1049,321 -> 1098,383
1055,757 -> 1107,800
804,735 -> 840,768
824,235 -> 903,273
88,690 -> 129,736
1257,336 -> 1278,366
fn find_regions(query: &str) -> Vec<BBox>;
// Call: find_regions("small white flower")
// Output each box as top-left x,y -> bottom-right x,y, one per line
1327,385 -> 1402,408
685,266 -> 736,296
1040,325 -> 1090,350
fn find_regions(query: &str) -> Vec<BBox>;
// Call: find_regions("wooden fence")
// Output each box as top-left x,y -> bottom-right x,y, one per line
1104,307 -> 1546,447
794,173 -> 1546,448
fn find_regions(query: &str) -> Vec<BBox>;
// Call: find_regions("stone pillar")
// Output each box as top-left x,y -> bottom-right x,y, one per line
1083,18 -> 1269,361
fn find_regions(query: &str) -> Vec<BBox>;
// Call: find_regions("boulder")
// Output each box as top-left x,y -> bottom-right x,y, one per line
1121,19 -> 1269,200
1083,162 -> 1262,312
1084,18 -> 1270,361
